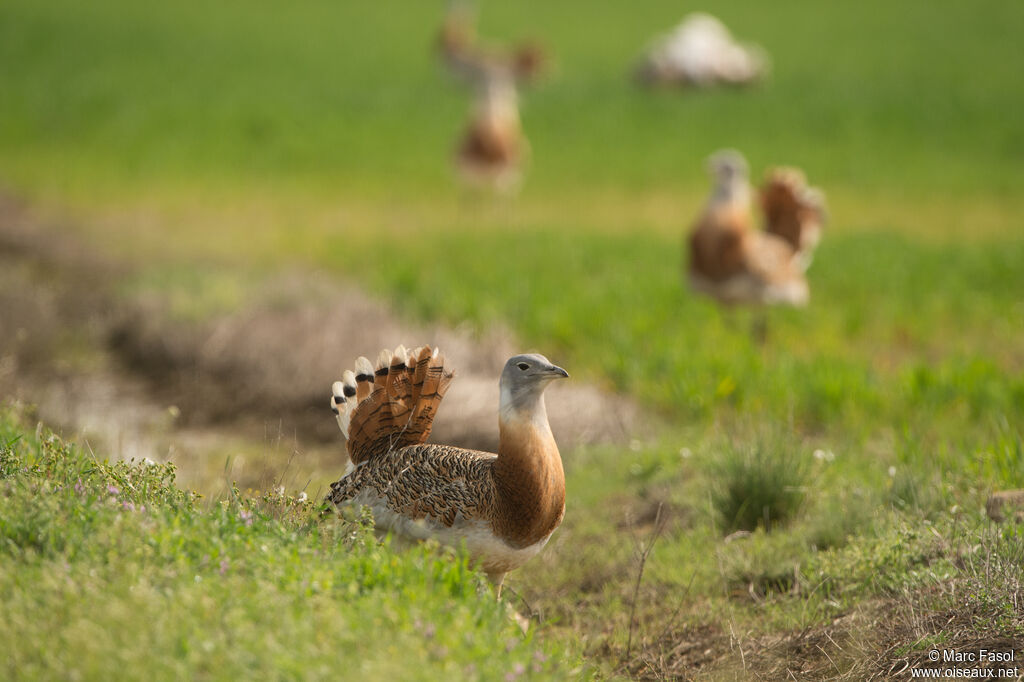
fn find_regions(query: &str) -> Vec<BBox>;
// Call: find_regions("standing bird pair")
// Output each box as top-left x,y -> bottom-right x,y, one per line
687,150 -> 826,334
325,346 -> 568,597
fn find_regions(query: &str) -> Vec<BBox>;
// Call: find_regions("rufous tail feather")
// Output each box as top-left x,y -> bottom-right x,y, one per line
333,345 -> 455,466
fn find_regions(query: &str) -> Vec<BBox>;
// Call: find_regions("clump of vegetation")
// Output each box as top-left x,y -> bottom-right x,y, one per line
710,439 -> 810,533
0,409 -> 582,681
952,525 -> 1024,638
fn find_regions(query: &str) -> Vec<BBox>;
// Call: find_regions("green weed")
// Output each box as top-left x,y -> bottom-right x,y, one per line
710,438 -> 810,533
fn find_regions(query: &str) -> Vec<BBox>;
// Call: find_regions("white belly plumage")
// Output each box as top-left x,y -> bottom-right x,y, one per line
347,488 -> 551,574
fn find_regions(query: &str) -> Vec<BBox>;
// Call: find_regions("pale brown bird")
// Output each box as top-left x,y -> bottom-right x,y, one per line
687,149 -> 825,309
436,2 -> 545,193
454,69 -> 528,193
326,345 -> 568,597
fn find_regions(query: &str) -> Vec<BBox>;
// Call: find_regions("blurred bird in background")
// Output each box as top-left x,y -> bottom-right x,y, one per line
686,149 -> 826,339
635,13 -> 768,89
437,2 -> 547,193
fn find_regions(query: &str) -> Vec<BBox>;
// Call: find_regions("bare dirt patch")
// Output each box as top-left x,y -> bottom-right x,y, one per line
609,589 -> 1024,680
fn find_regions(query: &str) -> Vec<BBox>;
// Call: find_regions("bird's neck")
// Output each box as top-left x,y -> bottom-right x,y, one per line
475,78 -> 520,129
492,396 -> 565,548
710,177 -> 751,211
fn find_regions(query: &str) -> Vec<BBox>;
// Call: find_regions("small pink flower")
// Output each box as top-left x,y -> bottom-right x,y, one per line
122,501 -> 135,512
239,510 -> 253,527
74,479 -> 85,495
107,485 -> 120,496
219,559 -> 229,576
504,663 -> 526,682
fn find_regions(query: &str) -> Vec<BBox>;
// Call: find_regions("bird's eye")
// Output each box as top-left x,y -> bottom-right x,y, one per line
517,362 -> 529,371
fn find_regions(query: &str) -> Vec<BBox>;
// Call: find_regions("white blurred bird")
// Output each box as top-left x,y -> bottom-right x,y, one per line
636,13 -> 768,89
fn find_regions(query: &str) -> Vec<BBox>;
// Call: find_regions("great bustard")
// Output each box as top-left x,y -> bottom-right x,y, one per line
687,149 -> 826,337
635,13 -> 768,89
437,3 -> 546,193
326,345 -> 568,597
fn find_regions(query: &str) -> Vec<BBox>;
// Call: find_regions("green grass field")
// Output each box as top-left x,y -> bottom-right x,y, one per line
0,409 -> 580,680
2,0 -> 1023,677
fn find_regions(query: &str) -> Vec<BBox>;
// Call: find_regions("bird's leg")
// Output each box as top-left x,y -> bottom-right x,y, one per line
497,583 -> 532,633
460,182 -> 481,207
486,570 -> 507,600
750,310 -> 768,345
718,304 -> 740,332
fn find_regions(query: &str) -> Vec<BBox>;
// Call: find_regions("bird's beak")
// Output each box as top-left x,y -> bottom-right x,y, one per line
544,364 -> 569,379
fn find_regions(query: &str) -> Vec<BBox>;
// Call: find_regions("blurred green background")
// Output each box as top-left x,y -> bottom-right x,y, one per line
3,0 -> 1023,202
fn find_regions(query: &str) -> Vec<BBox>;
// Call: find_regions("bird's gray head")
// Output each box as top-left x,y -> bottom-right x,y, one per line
707,149 -> 749,184
706,149 -> 750,206
499,353 -> 569,417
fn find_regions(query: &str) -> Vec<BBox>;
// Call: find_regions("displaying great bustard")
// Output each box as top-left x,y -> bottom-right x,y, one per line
687,149 -> 826,338
326,345 -> 568,597
437,3 -> 546,193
